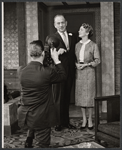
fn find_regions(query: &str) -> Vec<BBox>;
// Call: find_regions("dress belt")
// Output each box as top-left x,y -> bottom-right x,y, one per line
79,62 -> 84,64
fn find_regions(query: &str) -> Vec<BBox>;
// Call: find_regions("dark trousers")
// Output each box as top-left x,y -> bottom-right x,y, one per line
53,74 -> 73,126
27,127 -> 51,148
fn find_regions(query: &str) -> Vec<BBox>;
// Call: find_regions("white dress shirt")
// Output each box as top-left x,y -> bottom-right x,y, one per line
58,31 -> 69,50
79,39 -> 91,62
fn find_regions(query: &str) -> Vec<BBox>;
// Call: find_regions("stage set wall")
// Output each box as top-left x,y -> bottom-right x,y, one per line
4,2 -> 120,109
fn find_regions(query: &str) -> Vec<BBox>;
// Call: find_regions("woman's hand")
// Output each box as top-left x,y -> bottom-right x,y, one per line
79,64 -> 88,70
75,63 -> 82,70
75,63 -> 88,70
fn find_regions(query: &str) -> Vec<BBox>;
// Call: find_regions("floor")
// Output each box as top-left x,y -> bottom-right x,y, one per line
69,104 -> 82,118
4,104 -> 114,148
69,103 -> 101,118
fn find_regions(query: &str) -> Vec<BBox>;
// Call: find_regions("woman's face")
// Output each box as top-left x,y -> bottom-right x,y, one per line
78,26 -> 89,38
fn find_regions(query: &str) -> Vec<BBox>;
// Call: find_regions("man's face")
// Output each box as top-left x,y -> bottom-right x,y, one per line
54,16 -> 67,33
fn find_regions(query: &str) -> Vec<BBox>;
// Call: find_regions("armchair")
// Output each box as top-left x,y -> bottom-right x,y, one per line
95,95 -> 120,147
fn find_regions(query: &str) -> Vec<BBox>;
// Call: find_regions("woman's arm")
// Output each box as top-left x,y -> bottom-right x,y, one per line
90,44 -> 100,67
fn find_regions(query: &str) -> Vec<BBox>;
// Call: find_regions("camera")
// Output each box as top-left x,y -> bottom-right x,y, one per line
43,35 -> 60,67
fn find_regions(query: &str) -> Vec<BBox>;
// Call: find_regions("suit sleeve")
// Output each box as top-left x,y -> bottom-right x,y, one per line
17,66 -> 24,79
17,66 -> 27,79
50,63 -> 66,84
90,44 -> 100,67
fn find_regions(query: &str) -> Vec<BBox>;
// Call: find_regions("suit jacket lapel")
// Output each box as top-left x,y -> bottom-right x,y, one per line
55,32 -> 67,49
67,32 -> 71,49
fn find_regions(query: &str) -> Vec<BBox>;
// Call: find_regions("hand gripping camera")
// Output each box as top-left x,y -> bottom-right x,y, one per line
43,35 -> 60,67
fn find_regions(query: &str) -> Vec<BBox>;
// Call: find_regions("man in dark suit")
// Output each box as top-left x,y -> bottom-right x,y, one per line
18,40 -> 66,148
47,14 -> 77,131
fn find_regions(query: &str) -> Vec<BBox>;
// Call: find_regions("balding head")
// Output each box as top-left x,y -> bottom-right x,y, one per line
54,14 -> 67,33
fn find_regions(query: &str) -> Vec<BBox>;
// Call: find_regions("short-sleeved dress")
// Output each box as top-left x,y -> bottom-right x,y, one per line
75,40 -> 100,107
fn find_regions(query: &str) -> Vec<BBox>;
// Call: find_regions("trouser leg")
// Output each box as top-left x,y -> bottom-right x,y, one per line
25,129 -> 34,148
61,76 -> 73,125
35,127 -> 51,148
27,129 -> 35,138
52,83 -> 62,125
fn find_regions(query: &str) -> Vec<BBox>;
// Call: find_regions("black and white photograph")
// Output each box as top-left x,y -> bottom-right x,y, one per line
2,1 -> 121,148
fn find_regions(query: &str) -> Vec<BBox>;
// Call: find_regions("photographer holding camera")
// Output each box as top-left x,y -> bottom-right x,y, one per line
18,40 -> 66,148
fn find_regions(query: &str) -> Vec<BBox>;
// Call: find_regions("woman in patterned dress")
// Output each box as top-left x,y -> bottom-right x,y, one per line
75,23 -> 100,130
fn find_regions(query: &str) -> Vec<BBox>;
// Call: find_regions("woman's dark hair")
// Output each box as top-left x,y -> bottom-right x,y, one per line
30,40 -> 44,57
82,23 -> 93,38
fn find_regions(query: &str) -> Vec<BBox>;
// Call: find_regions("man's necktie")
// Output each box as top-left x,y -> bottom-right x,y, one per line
62,32 -> 69,50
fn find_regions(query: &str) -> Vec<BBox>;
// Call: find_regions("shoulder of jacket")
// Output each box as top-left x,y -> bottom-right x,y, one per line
76,41 -> 81,46
89,41 -> 98,51
75,42 -> 81,51
89,40 -> 96,45
18,65 -> 26,71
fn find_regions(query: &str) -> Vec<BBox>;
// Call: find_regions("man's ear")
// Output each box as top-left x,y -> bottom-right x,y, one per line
41,51 -> 45,57
66,21 -> 67,27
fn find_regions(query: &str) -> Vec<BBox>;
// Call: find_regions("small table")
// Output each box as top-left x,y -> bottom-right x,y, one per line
4,96 -> 21,136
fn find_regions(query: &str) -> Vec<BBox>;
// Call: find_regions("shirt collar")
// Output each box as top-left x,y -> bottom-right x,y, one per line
80,39 -> 91,45
58,31 -> 67,35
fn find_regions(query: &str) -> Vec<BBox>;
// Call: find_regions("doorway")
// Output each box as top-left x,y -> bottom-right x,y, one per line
38,6 -> 101,104
64,12 -> 95,42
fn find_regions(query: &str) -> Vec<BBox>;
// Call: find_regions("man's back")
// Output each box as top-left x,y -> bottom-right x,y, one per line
18,60 -> 66,129
20,61 -> 52,107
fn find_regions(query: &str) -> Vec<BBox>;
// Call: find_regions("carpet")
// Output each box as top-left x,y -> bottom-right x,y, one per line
4,118 -> 95,148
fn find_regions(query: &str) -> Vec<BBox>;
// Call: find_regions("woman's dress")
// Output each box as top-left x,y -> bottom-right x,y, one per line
75,41 -> 100,107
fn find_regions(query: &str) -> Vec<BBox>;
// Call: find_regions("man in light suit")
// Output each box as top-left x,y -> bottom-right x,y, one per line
46,14 -> 77,131
18,40 -> 66,148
